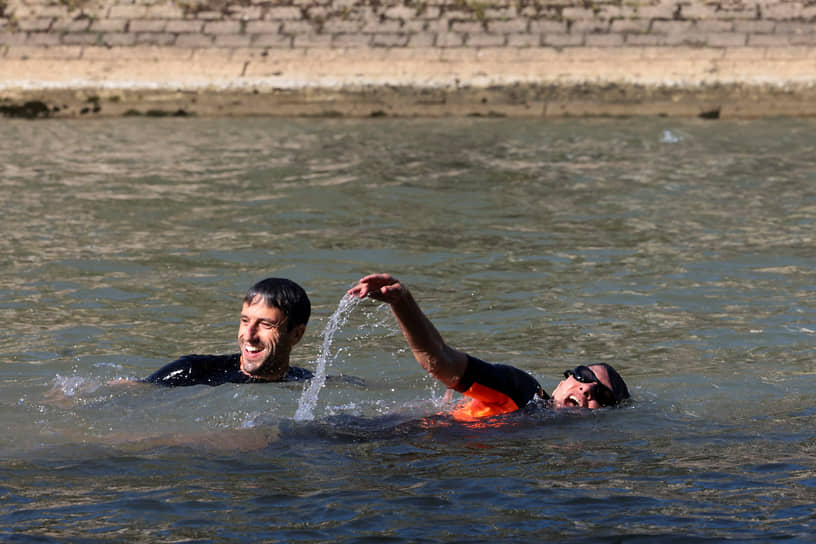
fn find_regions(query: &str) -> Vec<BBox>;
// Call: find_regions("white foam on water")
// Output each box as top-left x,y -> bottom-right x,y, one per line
660,129 -> 682,144
294,294 -> 360,421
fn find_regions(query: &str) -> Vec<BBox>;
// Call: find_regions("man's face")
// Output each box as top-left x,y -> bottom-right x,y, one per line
237,298 -> 304,380
550,364 -> 616,410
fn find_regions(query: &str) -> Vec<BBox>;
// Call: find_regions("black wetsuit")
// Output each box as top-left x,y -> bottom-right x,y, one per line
450,355 -> 549,419
144,353 -> 313,387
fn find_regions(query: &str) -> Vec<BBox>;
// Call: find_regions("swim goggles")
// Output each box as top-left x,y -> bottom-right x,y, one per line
564,365 -> 617,407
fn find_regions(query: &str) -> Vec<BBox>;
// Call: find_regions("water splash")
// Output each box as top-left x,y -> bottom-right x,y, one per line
294,294 -> 360,421
52,374 -> 93,397
45,374 -> 99,402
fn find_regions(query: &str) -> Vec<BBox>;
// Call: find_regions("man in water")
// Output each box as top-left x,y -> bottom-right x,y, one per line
145,278 -> 313,386
347,274 -> 629,419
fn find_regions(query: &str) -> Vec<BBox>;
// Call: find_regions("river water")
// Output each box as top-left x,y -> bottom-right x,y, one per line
1,117 -> 814,542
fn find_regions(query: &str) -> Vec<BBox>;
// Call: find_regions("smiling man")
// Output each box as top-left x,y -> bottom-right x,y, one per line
145,278 -> 312,386
347,274 -> 629,419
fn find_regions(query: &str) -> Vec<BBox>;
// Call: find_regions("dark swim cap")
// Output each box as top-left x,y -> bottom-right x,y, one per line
590,362 -> 630,404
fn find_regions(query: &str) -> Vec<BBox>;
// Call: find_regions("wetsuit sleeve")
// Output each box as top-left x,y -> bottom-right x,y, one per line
143,355 -> 214,386
451,355 -> 546,419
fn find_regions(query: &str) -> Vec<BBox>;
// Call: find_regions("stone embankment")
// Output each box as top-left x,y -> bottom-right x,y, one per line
2,0 -> 816,118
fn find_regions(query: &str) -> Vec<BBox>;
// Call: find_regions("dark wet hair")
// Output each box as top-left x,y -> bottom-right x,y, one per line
243,278 -> 311,331
590,362 -> 630,404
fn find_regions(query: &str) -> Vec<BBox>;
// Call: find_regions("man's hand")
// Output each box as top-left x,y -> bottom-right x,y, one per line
347,274 -> 407,304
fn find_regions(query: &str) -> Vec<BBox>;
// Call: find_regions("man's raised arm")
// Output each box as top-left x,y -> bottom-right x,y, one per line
348,274 -> 467,388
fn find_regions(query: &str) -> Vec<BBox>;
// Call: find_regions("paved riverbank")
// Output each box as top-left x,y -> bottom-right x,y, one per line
3,0 -> 816,118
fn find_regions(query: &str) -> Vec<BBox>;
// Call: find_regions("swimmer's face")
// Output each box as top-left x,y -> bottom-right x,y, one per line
237,297 -> 305,380
550,364 -> 617,410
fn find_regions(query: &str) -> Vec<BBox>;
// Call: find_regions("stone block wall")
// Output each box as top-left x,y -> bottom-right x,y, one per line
4,0 -> 816,51
2,0 -> 816,117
